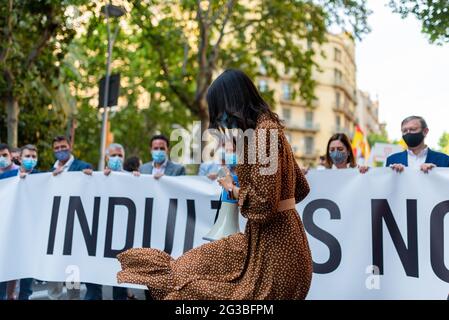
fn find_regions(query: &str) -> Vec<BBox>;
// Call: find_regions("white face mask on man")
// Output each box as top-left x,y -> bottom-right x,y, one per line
0,156 -> 11,168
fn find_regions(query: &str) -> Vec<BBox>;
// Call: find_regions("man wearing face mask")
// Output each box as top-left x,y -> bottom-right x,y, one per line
83,143 -> 138,300
103,143 -> 140,177
0,143 -> 19,174
0,144 -> 40,300
48,135 -> 92,300
386,116 -> 449,173
51,136 -> 93,176
140,134 -> 185,179
0,144 -> 40,179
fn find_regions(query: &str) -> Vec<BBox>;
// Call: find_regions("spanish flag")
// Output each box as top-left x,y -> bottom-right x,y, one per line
352,125 -> 370,160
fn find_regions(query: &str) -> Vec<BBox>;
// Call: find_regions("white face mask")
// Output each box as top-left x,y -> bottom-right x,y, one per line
0,156 -> 11,169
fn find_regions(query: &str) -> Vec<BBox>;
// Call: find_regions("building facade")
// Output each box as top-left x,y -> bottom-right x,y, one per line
257,32 -> 381,167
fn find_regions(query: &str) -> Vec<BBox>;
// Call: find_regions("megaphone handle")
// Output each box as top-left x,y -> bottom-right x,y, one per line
214,194 -> 222,224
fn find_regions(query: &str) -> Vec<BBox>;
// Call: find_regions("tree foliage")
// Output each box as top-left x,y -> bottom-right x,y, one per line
389,0 -> 449,45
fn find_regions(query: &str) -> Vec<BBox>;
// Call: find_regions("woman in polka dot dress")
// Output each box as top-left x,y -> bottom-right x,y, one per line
117,69 -> 313,300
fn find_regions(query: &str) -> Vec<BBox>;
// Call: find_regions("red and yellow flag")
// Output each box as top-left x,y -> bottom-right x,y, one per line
351,125 -> 370,160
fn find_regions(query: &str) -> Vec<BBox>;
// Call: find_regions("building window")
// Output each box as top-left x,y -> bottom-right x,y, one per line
282,107 -> 291,121
334,69 -> 342,84
305,136 -> 314,155
305,111 -> 314,128
334,48 -> 341,62
282,82 -> 292,101
258,79 -> 268,92
335,91 -> 341,108
336,115 -> 341,129
285,132 -> 292,143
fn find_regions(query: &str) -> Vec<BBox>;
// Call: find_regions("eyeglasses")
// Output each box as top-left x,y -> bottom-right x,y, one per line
401,128 -> 422,135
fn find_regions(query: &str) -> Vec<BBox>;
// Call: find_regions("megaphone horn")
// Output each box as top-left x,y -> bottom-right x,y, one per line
203,201 -> 240,242
203,167 -> 240,242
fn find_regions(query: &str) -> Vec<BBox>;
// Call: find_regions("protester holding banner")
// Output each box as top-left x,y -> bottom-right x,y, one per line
0,143 -> 21,299
0,144 -> 19,175
324,133 -> 369,173
0,144 -> 40,179
0,144 -> 40,300
48,135 -> 93,300
117,69 -> 313,299
0,144 -> 39,300
140,134 -> 185,179
386,116 -> 449,172
84,143 -> 137,300
51,136 -> 93,176
103,143 -> 140,177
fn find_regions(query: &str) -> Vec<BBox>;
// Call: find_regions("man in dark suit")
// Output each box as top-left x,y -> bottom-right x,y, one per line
51,135 -> 92,176
48,135 -> 92,300
140,134 -> 185,178
386,116 -> 449,173
140,135 -> 185,300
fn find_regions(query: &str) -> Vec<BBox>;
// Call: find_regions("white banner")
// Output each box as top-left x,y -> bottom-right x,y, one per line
1,169 -> 448,299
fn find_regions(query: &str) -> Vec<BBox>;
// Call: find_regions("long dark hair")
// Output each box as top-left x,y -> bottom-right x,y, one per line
207,69 -> 281,130
325,133 -> 356,168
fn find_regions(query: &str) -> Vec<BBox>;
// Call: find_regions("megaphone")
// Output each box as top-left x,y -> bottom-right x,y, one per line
203,167 -> 240,242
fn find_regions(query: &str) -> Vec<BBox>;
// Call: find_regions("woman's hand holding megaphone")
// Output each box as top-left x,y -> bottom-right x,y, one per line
217,166 -> 234,190
217,166 -> 240,200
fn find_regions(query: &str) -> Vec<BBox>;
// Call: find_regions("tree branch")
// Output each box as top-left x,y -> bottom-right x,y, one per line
208,0 -> 230,28
133,8 -> 194,111
208,0 -> 235,69
25,9 -> 59,69
223,18 -> 262,36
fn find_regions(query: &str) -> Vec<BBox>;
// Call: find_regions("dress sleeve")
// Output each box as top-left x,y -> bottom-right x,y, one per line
238,127 -> 282,223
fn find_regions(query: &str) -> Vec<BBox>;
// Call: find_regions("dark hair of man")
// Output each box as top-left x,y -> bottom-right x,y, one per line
150,134 -> 170,148
52,135 -> 71,147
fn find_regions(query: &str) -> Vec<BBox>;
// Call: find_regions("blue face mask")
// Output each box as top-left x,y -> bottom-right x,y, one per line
0,156 -> 11,168
54,150 -> 71,162
329,150 -> 348,165
152,150 -> 166,164
225,153 -> 238,167
22,158 -> 37,171
220,112 -> 238,129
108,156 -> 123,171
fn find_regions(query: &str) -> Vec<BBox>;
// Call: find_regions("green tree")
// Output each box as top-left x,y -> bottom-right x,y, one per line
125,0 -> 371,134
438,131 -> 449,154
0,0 -> 88,147
389,0 -> 449,45
368,131 -> 389,147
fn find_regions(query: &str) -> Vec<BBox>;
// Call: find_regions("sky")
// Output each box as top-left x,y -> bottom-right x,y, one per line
355,0 -> 449,149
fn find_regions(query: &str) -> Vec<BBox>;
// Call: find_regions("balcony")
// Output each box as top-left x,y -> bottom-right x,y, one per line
284,120 -> 320,133
333,103 -> 355,122
279,98 -> 319,108
333,79 -> 357,102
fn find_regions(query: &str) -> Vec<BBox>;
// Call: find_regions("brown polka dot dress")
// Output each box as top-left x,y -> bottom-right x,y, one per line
117,113 -> 313,299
